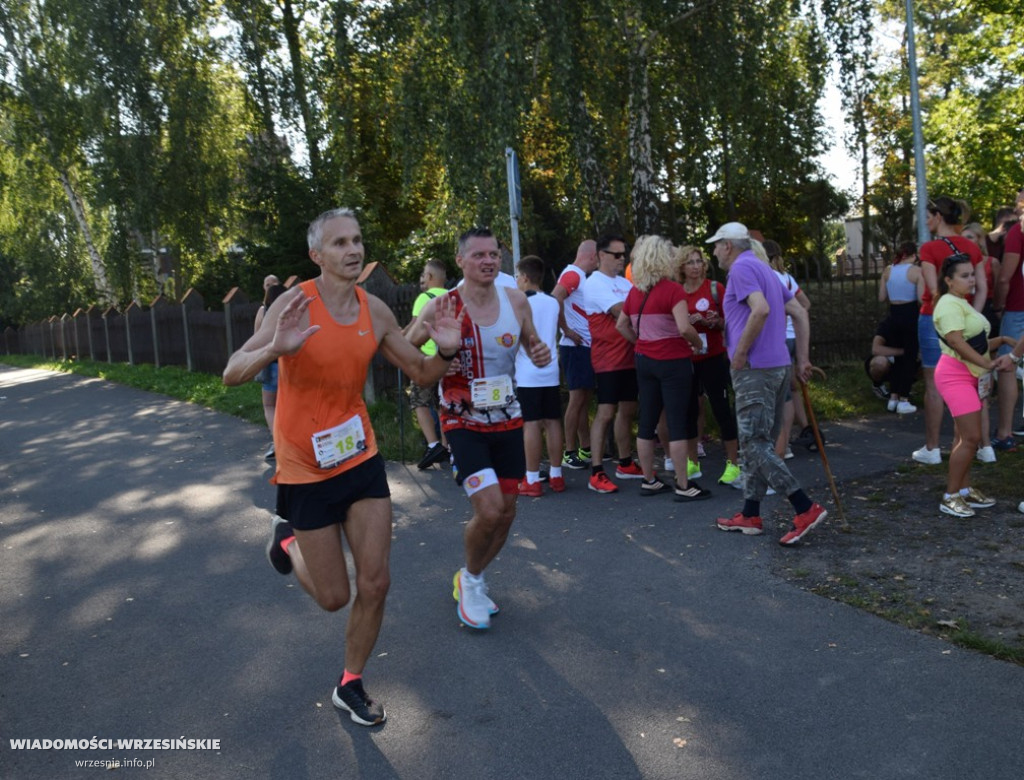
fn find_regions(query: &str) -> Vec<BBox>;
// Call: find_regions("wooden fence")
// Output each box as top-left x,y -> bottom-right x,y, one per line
1,263 -> 424,402
2,257 -> 889,397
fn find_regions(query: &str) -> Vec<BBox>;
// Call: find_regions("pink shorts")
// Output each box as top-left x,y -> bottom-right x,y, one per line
934,354 -> 981,417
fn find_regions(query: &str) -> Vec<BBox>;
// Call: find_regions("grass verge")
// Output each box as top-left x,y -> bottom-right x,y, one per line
1,355 -> 881,462
0,355 -> 423,461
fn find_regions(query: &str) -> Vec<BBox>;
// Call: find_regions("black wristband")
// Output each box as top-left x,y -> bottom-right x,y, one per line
437,347 -> 458,361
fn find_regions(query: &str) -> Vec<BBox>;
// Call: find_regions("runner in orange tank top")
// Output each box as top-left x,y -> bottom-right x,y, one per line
223,208 -> 464,727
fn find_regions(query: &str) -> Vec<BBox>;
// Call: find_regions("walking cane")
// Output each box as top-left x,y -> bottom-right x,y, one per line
799,371 -> 847,528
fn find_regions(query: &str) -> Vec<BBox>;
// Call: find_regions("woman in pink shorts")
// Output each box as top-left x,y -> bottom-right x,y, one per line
933,254 -> 1014,517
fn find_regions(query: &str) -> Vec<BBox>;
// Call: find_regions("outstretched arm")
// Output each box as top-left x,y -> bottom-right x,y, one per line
223,289 -> 318,385
377,294 -> 465,384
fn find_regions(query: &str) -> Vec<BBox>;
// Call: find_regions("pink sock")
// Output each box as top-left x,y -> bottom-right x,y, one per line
340,670 -> 361,687
280,536 -> 295,554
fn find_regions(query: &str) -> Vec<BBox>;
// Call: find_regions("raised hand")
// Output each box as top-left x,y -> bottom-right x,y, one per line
424,293 -> 464,355
271,293 -> 321,356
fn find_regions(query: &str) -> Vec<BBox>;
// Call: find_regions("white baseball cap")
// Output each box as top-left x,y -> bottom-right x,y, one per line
705,222 -> 750,243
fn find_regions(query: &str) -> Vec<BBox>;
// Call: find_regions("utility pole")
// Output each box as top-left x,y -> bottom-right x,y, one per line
905,0 -> 929,244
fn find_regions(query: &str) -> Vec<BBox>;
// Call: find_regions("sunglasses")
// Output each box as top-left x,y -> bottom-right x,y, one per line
601,250 -> 626,260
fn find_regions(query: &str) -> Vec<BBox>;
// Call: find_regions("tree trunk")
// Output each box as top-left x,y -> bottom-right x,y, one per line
571,92 -> 624,235
628,41 -> 660,236
59,170 -> 114,304
279,0 -> 321,180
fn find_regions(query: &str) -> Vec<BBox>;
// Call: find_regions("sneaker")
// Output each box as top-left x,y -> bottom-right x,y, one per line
716,513 -> 764,535
912,445 -> 941,465
538,470 -> 549,482
976,445 -> 997,464
783,446 -> 794,460
1013,426 -> 1024,437
588,471 -> 619,493
718,462 -> 742,488
686,459 -> 702,479
577,448 -> 592,464
264,442 -> 275,460
872,383 -> 889,400
453,569 -> 492,629
963,487 -> 996,509
939,494 -> 975,518
663,457 -> 675,473
896,400 -> 917,415
674,480 -> 712,502
991,436 -> 1018,452
266,516 -> 294,575
615,461 -> 644,479
639,478 -> 671,496
887,398 -> 898,412
549,476 -> 566,493
802,425 -> 823,450
562,451 -> 587,469
452,570 -> 498,615
697,442 -> 707,459
779,503 -> 828,545
518,480 -> 543,497
417,443 -> 449,470
332,679 -> 386,726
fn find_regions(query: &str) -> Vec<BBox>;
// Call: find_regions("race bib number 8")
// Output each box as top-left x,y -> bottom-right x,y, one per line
470,374 -> 515,410
312,415 -> 367,469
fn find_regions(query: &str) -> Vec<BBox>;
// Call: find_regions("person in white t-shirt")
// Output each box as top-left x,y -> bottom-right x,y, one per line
764,240 -> 811,459
515,255 -> 565,495
552,240 -> 599,469
584,235 -> 642,493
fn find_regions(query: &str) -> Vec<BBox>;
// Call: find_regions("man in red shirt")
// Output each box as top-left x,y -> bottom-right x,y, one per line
993,210 -> 1024,445
583,234 -> 641,493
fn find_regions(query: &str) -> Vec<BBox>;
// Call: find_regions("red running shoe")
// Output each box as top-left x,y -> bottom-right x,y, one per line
615,461 -> 644,479
518,480 -> 543,497
548,476 -> 566,492
588,472 -> 619,493
779,503 -> 827,546
716,513 -> 764,535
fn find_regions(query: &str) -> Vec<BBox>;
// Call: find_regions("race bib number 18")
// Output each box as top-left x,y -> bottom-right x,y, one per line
312,415 -> 367,469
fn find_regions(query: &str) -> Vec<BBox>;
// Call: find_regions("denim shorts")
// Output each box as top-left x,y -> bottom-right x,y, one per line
261,361 -> 279,393
918,315 -> 940,369
999,310 -> 1024,356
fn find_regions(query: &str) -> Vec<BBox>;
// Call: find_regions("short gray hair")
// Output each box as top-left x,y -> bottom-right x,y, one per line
307,208 -> 357,251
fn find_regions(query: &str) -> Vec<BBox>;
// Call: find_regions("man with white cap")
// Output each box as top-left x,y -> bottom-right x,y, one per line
707,222 -> 827,545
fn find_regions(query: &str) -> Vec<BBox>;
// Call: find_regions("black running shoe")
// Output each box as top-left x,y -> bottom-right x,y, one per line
673,480 -> 712,502
266,515 -> 294,575
332,679 -> 386,726
417,443 -> 449,470
800,425 -> 824,451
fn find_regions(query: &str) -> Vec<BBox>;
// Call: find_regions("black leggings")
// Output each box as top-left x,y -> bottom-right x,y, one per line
636,354 -> 692,441
886,302 -> 919,397
686,352 -> 739,441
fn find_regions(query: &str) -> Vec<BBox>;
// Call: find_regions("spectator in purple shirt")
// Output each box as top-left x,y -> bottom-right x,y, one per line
707,222 -> 827,545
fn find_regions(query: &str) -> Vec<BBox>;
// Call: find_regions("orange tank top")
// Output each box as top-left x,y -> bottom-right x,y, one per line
272,281 -> 378,484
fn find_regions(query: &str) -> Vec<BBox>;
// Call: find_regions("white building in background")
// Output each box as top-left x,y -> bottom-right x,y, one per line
839,217 -> 886,277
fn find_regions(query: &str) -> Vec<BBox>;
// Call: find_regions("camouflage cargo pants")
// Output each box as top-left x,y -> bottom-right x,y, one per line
730,365 -> 801,502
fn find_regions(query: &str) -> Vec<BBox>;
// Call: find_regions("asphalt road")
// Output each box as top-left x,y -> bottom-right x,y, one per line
2,365 -> 1022,779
